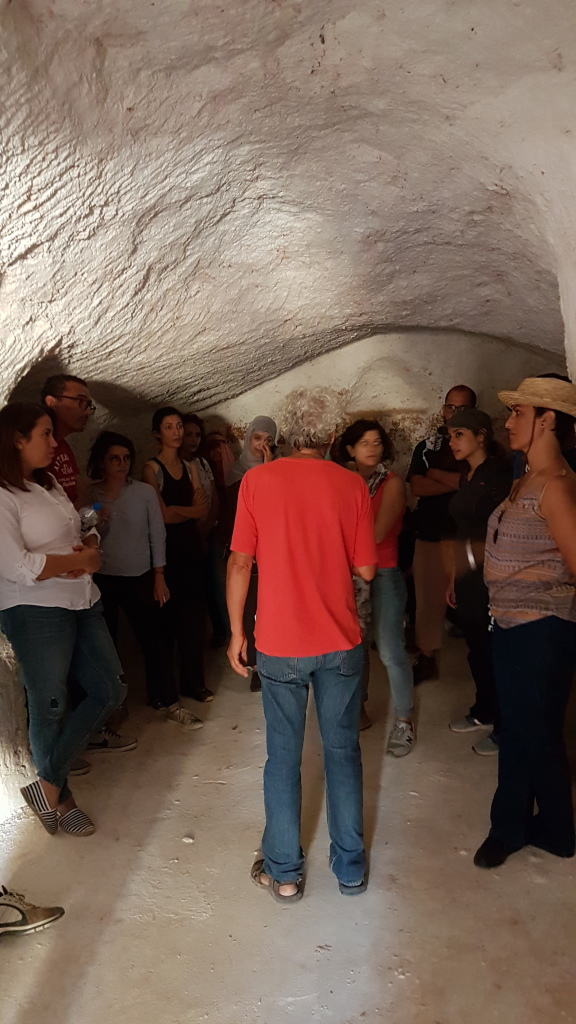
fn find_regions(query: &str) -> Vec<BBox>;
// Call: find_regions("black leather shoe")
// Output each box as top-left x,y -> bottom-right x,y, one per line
474,836 -> 519,869
528,816 -> 575,859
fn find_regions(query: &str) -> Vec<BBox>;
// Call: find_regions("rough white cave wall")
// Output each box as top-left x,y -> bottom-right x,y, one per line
2,0 -> 576,414
2,0 -> 576,818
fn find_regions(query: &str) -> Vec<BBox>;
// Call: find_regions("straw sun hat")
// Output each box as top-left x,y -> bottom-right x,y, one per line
498,377 -> 576,418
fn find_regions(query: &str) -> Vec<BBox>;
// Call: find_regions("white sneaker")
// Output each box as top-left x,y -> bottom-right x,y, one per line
386,720 -> 416,757
165,704 -> 204,731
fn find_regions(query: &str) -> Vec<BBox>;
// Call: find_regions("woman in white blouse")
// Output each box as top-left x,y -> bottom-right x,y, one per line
0,403 -> 125,837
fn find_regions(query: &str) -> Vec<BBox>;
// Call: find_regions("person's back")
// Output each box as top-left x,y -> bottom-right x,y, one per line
233,458 -> 372,657
227,387 -> 377,906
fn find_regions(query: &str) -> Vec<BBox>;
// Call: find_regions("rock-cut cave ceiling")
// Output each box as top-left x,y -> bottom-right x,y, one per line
1,0 -> 576,410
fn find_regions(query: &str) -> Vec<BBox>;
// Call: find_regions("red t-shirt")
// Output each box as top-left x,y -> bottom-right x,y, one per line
51,438 -> 79,505
371,472 -> 404,569
231,458 -> 377,657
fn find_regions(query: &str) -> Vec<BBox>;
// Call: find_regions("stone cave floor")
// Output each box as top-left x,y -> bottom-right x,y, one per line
1,633 -> 575,1024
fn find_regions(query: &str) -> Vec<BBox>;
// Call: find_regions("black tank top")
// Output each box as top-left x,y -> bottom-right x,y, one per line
152,458 -> 202,572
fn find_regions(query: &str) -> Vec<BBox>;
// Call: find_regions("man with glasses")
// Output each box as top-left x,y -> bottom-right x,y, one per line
41,374 -> 95,507
407,385 -> 476,684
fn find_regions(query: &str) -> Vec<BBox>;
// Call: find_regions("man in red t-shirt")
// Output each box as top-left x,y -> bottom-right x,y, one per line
227,388 -> 376,904
41,374 -> 95,508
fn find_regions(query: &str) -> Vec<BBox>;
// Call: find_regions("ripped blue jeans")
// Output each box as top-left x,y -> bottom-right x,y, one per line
0,601 -> 125,799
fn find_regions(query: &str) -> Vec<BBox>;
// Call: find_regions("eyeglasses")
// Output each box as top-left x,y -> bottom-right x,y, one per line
444,404 -> 472,413
59,394 -> 96,414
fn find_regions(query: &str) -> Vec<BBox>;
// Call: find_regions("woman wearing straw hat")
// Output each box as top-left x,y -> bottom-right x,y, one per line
475,377 -> 576,869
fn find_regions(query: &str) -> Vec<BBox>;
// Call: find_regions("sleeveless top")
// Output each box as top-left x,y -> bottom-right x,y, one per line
484,472 -> 576,629
151,458 -> 202,573
354,465 -> 400,635
371,472 -> 404,569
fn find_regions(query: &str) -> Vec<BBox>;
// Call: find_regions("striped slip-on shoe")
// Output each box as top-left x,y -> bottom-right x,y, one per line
20,781 -> 58,835
57,807 -> 96,837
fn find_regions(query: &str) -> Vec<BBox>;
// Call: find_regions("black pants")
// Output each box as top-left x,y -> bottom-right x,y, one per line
95,572 -> 178,709
203,536 -> 229,641
489,616 -> 576,856
455,570 -> 499,732
158,567 -> 206,701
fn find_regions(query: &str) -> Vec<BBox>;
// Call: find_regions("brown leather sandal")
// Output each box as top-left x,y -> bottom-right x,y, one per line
250,858 -> 302,905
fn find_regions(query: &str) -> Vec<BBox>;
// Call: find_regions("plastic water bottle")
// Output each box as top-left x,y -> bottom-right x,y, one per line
78,503 -> 101,535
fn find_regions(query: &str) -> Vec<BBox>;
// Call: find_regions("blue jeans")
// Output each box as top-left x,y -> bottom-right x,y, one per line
0,601 -> 125,799
257,643 -> 365,886
371,568 -> 413,718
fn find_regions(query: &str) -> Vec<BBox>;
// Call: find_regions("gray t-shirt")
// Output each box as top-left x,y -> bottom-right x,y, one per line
94,480 -> 166,576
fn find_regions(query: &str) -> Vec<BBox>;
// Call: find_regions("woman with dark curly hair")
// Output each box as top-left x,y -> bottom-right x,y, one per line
340,419 -> 415,756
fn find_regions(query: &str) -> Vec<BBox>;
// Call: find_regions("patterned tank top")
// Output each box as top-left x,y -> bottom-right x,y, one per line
484,472 -> 576,629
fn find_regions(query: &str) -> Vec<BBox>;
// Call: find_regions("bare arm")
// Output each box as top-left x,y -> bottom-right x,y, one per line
540,476 -> 576,577
374,475 -> 406,544
142,462 -> 208,524
37,546 -> 101,580
226,551 -> 254,676
353,564 -> 377,582
410,474 -> 454,497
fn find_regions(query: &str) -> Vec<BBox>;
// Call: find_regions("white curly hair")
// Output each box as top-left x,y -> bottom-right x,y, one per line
279,387 -> 346,450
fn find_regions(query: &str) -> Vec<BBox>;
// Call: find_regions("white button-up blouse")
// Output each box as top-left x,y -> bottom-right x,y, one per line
0,476 -> 100,611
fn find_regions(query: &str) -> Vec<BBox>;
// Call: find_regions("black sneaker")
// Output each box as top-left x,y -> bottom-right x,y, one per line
412,653 -> 439,685
182,687 -> 214,703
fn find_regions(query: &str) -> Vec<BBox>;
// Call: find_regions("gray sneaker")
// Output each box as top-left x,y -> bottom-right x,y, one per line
69,758 -> 91,777
0,886 -> 64,936
472,733 -> 499,756
165,704 -> 204,731
88,727 -> 137,752
386,720 -> 416,757
449,714 -> 492,734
